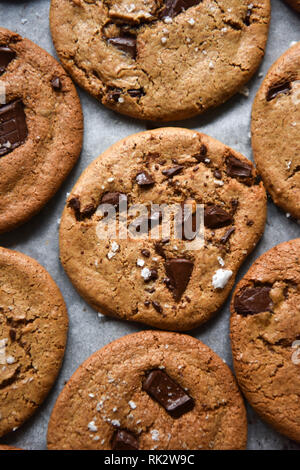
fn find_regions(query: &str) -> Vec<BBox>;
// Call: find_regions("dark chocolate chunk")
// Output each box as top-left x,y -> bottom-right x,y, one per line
154,242 -> 166,259
112,429 -> 139,450
100,192 -> 127,211
128,88 -> 145,98
0,46 -> 16,74
144,300 -> 150,307
160,0 -> 202,19
244,7 -> 252,26
143,369 -> 195,418
220,227 -> 235,244
9,329 -> 16,341
204,205 -> 233,229
51,77 -> 62,91
80,204 -> 95,219
266,81 -> 291,102
141,249 -> 150,258
68,197 -> 96,221
107,87 -> 122,102
162,165 -> 184,178
231,199 -> 239,212
234,286 -> 272,315
165,258 -> 194,302
226,155 -> 252,179
136,171 -> 155,186
145,269 -> 158,283
151,300 -> 163,313
214,169 -> 222,179
0,100 -> 28,157
108,36 -> 137,59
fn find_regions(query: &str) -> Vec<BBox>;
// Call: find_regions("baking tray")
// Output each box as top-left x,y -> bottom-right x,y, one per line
0,0 -> 299,450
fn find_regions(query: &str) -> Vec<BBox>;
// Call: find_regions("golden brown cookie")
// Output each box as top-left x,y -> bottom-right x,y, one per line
230,239 -> 300,443
251,42 -> 300,220
0,247 -> 68,438
0,27 -> 83,234
284,0 -> 300,12
50,0 -> 270,121
47,331 -> 247,450
59,127 -> 267,331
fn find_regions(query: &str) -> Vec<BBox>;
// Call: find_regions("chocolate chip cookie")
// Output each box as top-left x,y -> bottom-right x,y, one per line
284,0 -> 300,12
0,27 -> 83,234
0,247 -> 68,437
47,331 -> 247,450
59,127 -> 266,331
231,239 -> 300,443
50,0 -> 270,121
251,42 -> 300,220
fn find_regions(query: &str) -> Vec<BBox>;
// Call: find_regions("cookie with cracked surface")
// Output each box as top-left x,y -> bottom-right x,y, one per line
47,331 -> 247,450
230,239 -> 300,443
0,27 -> 83,234
252,42 -> 300,220
50,0 -> 270,121
0,247 -> 68,437
59,127 -> 266,331
284,0 -> 300,12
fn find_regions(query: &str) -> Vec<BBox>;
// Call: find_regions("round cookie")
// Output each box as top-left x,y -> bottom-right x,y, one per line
50,0 -> 270,121
251,42 -> 300,220
284,0 -> 300,12
59,127 -> 267,331
0,248 -> 68,437
230,239 -> 300,443
0,27 -> 83,234
47,331 -> 247,450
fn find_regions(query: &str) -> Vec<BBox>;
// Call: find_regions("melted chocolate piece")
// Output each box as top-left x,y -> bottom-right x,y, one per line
108,36 -> 137,59
214,169 -> 222,179
107,87 -> 122,102
51,77 -> 62,91
160,0 -> 202,19
68,197 -> 96,221
165,258 -> 194,302
193,144 -> 208,162
266,81 -> 291,101
234,286 -> 272,315
9,329 -> 16,341
100,192 -> 127,211
146,269 -> 159,282
0,46 -> 16,74
141,249 -> 150,257
220,227 -> 235,244
0,100 -> 28,157
151,300 -> 163,313
143,369 -> 195,418
154,242 -> 166,259
204,205 -> 233,229
112,429 -> 139,450
244,7 -> 252,26
226,155 -> 252,179
162,165 -> 184,178
136,171 -> 155,186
